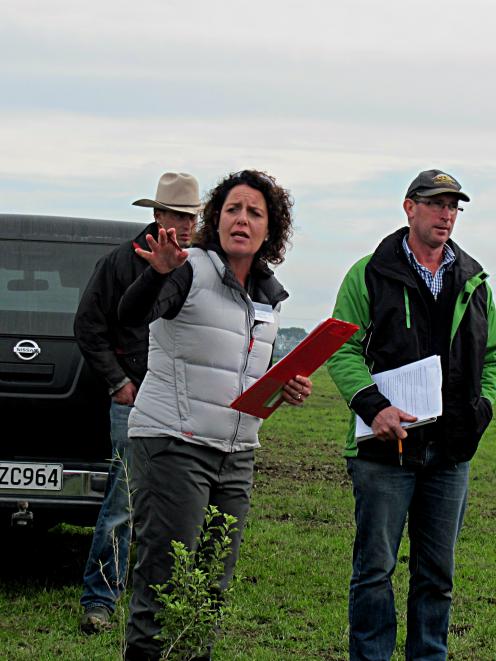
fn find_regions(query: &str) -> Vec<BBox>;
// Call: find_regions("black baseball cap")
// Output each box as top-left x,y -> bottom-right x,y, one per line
405,169 -> 470,202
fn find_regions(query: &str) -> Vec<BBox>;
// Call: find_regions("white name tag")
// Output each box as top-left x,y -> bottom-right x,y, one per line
253,302 -> 274,323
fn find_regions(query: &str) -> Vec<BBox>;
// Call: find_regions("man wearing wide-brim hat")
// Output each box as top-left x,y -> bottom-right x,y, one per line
133,172 -> 202,247
75,171 -> 201,634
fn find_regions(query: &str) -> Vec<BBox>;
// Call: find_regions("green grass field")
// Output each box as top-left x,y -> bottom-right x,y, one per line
0,368 -> 495,660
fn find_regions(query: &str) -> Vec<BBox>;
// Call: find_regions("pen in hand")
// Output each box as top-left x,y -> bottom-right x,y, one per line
398,438 -> 403,466
165,229 -> 182,252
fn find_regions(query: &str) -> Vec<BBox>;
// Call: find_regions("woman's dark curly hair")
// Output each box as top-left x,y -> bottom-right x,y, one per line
195,169 -> 294,265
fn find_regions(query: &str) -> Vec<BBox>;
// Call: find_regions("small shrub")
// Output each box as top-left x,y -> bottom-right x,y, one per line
152,505 -> 238,660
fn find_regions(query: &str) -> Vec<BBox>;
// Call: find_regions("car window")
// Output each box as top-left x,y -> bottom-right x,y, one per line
0,239 -> 113,336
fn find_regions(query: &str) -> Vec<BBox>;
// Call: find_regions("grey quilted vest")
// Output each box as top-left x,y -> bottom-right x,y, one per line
128,248 -> 282,452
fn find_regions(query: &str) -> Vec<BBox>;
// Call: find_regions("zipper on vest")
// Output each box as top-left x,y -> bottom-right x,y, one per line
403,287 -> 411,329
231,317 -> 253,450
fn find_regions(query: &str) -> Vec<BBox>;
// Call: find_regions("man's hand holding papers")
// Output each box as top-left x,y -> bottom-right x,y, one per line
355,355 -> 443,442
371,406 -> 417,441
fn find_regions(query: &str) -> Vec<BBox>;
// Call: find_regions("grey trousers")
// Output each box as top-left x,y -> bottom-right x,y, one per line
125,436 -> 254,659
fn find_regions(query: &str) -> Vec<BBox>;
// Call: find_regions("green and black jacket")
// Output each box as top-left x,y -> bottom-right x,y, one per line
328,227 -> 496,463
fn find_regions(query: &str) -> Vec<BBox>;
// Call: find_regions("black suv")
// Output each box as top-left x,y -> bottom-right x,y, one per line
0,213 -> 145,528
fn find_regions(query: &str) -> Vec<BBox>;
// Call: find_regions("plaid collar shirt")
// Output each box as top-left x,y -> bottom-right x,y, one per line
402,234 -> 456,300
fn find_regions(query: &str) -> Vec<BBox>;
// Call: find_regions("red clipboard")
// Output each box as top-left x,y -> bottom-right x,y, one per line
230,317 -> 359,419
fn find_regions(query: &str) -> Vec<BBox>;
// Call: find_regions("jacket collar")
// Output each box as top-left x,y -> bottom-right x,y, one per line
200,243 -> 289,306
371,227 -> 484,287
133,221 -> 159,252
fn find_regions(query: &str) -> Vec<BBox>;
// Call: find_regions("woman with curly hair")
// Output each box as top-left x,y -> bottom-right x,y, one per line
119,170 -> 312,661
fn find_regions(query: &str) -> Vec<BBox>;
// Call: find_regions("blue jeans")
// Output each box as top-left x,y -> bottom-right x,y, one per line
347,445 -> 469,661
81,401 -> 133,613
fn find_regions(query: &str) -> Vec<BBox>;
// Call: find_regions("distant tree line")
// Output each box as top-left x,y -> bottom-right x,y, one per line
273,327 -> 308,361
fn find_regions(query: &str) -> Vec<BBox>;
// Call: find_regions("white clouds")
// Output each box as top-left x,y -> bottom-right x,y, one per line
5,0 -> 496,87
2,0 -> 496,328
6,0 -> 496,59
2,111 -> 495,191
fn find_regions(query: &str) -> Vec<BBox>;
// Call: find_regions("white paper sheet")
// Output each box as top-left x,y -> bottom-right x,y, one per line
355,355 -> 443,441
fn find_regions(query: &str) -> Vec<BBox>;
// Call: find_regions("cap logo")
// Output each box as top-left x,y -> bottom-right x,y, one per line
432,174 -> 456,186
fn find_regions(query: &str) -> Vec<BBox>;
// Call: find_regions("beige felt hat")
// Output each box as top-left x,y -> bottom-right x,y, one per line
132,172 -> 201,214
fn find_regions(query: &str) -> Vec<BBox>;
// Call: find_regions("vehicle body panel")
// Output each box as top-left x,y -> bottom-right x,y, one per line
0,213 -> 146,527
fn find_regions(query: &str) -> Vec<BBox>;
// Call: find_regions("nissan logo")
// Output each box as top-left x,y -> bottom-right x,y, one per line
13,340 -> 41,361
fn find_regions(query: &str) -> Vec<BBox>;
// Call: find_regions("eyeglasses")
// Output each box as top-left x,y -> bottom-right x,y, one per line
414,197 -> 464,213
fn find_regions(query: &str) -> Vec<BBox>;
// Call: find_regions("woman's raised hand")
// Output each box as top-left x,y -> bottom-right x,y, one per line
135,227 -> 189,274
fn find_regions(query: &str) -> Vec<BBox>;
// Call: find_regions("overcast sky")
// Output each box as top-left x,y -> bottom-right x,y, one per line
2,0 -> 496,329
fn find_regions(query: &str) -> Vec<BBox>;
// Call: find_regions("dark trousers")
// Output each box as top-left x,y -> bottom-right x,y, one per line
125,436 -> 254,660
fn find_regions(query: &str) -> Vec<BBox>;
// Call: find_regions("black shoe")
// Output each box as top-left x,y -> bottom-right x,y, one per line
124,643 -> 160,660
79,605 -> 112,634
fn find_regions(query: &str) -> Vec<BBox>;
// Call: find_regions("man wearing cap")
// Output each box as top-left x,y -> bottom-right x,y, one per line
75,172 -> 201,633
328,169 -> 496,659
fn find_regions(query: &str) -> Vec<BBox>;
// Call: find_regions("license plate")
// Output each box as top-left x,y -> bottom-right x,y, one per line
0,462 -> 63,491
